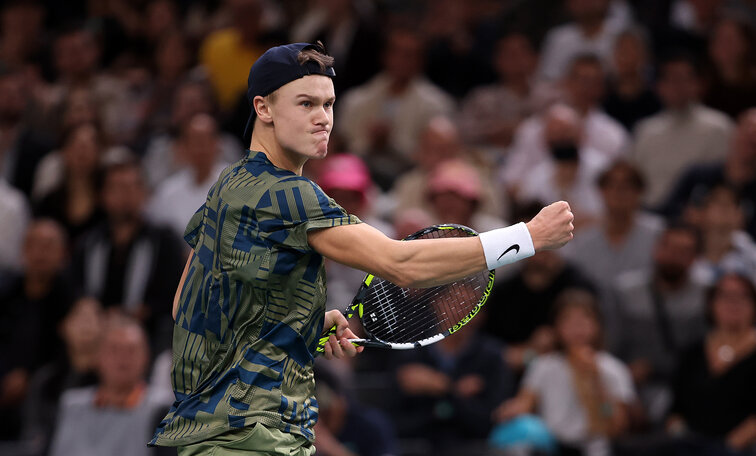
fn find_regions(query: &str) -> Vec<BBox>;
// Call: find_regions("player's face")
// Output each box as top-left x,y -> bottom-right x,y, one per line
270,75 -> 335,162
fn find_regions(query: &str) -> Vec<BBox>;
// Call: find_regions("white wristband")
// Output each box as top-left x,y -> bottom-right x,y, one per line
478,222 -> 536,270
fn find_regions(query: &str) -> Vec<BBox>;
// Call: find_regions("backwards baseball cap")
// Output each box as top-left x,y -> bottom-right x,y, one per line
242,42 -> 336,146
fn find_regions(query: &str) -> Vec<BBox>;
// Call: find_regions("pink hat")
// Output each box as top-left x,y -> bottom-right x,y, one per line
426,159 -> 482,201
317,154 -> 372,196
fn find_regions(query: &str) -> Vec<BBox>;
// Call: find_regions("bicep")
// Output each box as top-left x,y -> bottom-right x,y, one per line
307,223 -> 400,276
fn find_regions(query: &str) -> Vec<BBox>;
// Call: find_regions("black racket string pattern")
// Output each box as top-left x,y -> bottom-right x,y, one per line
360,227 -> 489,343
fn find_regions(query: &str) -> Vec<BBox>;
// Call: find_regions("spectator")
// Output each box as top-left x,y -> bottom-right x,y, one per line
603,28 -> 662,131
689,183 -> 756,286
72,158 -> 185,352
198,0 -> 266,112
313,364 -> 399,456
0,1 -> 46,68
33,123 -> 106,243
503,55 -> 629,195
665,273 -> 756,456
660,107 -> 756,239
337,26 -> 455,177
391,313 -> 514,455
142,30 -> 200,141
289,0 -> 382,96
703,17 -> 756,119
0,177 -> 29,277
0,65 -> 51,197
45,24 -> 129,147
494,288 -> 636,456
420,0 -> 497,98
458,31 -> 556,152
20,297 -> 104,455
562,160 -> 664,339
0,219 -> 73,440
483,202 -> 595,372
613,223 -> 708,425
391,116 -> 504,220
316,153 -> 393,313
512,103 -> 610,229
147,113 -> 230,239
632,52 -> 734,209
48,314 -> 173,456
537,0 -> 630,82
424,158 -> 505,232
142,79 -> 241,189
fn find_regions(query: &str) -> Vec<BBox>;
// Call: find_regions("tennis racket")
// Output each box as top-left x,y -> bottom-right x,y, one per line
315,224 -> 495,353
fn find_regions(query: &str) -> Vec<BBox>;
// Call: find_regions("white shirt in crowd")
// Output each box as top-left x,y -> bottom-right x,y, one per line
502,109 -> 629,190
337,73 -> 456,159
523,352 -> 636,456
632,104 -> 734,207
146,162 -> 228,239
0,178 -> 29,272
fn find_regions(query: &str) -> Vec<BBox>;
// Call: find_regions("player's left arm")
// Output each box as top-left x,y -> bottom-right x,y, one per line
172,251 -> 194,320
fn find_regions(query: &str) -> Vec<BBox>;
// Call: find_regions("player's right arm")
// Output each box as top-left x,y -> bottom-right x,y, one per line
308,201 -> 574,289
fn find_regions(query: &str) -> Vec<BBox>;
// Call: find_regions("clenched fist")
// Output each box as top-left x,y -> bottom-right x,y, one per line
525,201 -> 574,251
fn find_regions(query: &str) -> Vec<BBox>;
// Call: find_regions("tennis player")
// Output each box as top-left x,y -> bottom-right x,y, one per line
150,42 -> 574,455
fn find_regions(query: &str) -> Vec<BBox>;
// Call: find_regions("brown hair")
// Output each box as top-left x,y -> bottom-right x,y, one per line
265,42 -> 334,106
705,272 -> 756,326
551,288 -> 605,350
297,41 -> 334,71
596,159 -> 646,192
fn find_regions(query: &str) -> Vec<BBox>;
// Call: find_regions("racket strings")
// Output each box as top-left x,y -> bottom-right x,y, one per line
366,228 -> 484,340
363,225 -> 489,343
359,225 -> 491,344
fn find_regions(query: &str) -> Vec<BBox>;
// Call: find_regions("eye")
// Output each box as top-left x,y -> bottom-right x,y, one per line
301,100 -> 312,108
324,101 -> 333,109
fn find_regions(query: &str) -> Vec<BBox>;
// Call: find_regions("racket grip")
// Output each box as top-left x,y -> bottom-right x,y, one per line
315,330 -> 363,356
315,324 -> 338,355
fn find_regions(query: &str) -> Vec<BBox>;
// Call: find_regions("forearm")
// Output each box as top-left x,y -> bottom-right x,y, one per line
309,223 -> 487,288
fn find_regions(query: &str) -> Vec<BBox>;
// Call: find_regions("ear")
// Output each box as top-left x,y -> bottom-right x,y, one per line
253,95 -> 273,124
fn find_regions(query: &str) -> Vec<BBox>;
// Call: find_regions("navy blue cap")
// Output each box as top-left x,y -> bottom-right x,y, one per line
242,42 -> 336,145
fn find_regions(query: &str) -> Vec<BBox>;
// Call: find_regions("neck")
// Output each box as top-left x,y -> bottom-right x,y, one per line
506,77 -> 530,96
388,76 -> 410,95
110,220 -> 140,246
193,165 -> 213,185
604,212 -> 634,241
68,349 -> 98,372
654,274 -> 687,292
579,20 -> 603,38
24,274 -> 54,299
615,73 -> 644,96
713,326 -> 754,343
250,132 -> 305,175
703,231 -> 733,262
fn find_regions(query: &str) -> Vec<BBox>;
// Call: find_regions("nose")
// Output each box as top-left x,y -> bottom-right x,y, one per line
312,105 -> 330,127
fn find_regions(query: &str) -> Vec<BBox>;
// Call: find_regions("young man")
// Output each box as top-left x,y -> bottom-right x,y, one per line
150,42 -> 574,455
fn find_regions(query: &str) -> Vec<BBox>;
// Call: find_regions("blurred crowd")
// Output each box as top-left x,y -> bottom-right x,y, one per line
0,0 -> 756,455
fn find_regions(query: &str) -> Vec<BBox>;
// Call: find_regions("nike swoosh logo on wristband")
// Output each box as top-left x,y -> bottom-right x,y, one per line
497,244 -> 520,260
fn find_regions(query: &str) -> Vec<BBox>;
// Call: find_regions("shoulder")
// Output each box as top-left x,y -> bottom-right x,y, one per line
59,386 -> 97,409
634,112 -> 668,137
529,353 -> 567,373
543,24 -> 580,45
693,105 -> 735,130
596,352 -> 631,376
